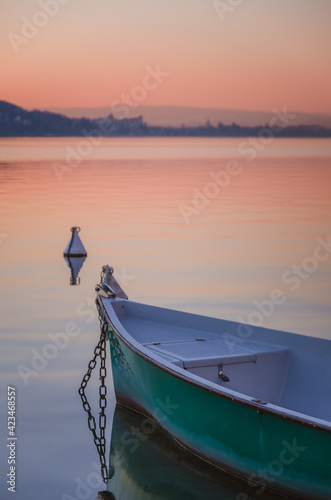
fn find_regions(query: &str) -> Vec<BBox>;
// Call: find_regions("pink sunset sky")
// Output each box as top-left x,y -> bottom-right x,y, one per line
1,0 -> 331,114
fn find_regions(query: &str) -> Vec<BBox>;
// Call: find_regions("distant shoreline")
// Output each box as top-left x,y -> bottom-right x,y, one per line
1,100 -> 331,138
1,136 -> 330,139
1,129 -> 331,138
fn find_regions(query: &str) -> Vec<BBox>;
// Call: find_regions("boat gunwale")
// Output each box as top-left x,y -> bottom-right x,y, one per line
99,296 -> 331,434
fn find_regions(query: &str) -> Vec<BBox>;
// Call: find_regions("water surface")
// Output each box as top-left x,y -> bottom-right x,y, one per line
0,137 -> 330,499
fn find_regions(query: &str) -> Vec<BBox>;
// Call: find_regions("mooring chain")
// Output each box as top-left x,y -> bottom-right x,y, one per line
78,299 -> 108,484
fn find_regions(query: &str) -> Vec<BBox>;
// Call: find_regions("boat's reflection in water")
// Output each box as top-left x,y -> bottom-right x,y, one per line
96,405 -> 288,500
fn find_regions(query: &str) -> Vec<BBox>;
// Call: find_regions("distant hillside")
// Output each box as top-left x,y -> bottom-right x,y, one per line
1,101 -> 331,138
0,101 -> 146,137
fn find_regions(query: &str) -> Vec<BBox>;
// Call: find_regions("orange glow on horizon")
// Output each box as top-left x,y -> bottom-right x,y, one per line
1,0 -> 331,115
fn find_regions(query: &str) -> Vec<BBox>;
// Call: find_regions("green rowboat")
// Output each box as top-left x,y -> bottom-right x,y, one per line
96,265 -> 331,499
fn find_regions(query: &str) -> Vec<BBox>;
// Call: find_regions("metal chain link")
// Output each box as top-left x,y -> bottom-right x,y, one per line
78,294 -> 108,484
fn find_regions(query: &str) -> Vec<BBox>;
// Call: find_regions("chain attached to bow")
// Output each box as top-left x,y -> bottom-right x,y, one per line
78,299 -> 108,484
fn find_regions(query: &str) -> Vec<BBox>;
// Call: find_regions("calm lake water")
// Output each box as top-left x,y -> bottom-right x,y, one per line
0,137 -> 330,499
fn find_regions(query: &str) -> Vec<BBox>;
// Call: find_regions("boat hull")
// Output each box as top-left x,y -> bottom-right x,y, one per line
106,322 -> 331,500
107,405 -> 287,500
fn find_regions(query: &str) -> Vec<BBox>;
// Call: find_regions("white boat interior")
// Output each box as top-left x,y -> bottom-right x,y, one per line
108,299 -> 331,423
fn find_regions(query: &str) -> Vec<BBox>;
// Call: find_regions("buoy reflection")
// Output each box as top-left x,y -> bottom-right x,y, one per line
64,255 -> 86,285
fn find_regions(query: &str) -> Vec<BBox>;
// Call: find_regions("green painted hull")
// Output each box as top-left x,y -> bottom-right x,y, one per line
108,328 -> 331,499
107,405 -> 284,500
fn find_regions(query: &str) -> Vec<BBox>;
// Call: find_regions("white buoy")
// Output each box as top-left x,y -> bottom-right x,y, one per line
64,226 -> 87,257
